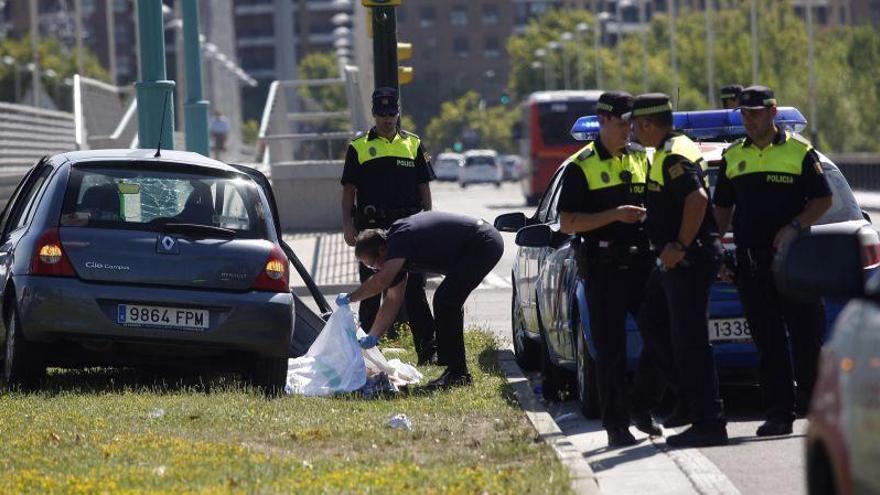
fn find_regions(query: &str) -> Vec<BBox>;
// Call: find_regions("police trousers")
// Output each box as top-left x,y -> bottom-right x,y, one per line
433,223 -> 504,373
637,247 -> 725,426
581,253 -> 663,428
358,264 -> 437,360
735,255 -> 824,421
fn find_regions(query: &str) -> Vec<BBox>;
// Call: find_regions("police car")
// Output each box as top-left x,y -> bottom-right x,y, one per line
495,108 -> 877,417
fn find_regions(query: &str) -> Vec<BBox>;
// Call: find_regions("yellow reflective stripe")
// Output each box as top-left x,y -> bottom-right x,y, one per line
649,135 -> 704,186
632,103 -> 672,116
351,134 -> 421,164
723,132 -> 809,180
572,143 -> 648,191
596,102 -> 613,112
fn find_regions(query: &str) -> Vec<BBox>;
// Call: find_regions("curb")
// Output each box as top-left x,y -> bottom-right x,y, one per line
497,350 -> 600,495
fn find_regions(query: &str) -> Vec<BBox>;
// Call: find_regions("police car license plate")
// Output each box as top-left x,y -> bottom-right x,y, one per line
117,304 -> 209,331
708,317 -> 751,343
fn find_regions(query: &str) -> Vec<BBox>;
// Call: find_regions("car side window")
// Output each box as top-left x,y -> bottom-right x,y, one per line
11,166 -> 51,231
546,181 -> 563,225
535,168 -> 564,223
1,164 -> 50,237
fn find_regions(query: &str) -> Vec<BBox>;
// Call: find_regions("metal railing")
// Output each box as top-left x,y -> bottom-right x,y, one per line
72,75 -> 138,150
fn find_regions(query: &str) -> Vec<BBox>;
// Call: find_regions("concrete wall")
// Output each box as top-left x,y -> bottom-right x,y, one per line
271,162 -> 344,231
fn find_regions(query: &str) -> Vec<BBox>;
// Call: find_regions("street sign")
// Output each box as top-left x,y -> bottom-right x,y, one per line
362,0 -> 401,6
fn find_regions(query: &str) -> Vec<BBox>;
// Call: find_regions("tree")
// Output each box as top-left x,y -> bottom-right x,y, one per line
425,92 -> 518,153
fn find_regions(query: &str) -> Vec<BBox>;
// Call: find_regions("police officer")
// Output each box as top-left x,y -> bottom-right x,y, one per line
720,84 -> 743,110
630,93 -> 728,448
340,87 -> 438,364
713,86 -> 831,436
557,91 -> 663,447
336,211 -> 504,390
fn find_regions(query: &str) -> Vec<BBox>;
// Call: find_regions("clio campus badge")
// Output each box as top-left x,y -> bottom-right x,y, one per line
157,234 -> 180,255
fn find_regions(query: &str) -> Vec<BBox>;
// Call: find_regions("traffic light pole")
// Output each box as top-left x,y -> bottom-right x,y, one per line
372,7 -> 398,91
135,0 -> 175,150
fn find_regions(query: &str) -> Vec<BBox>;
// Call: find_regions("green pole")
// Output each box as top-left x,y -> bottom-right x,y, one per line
181,0 -> 209,156
135,0 -> 175,150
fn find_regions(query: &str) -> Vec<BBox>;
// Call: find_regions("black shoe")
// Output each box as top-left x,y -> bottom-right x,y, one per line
756,419 -> 793,437
417,351 -> 439,366
607,426 -> 638,447
424,369 -> 473,391
632,412 -> 663,437
662,404 -> 692,429
666,423 -> 729,448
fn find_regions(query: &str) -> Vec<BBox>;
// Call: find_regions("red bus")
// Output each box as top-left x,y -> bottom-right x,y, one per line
517,90 -> 602,205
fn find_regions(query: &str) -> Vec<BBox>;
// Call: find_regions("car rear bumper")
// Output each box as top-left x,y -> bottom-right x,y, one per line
14,275 -> 294,359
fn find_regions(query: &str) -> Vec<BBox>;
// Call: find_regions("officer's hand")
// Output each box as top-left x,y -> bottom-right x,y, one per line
718,262 -> 735,283
359,334 -> 379,349
335,293 -> 351,306
773,225 -> 798,250
615,205 -> 647,224
343,224 -> 357,247
659,243 -> 686,270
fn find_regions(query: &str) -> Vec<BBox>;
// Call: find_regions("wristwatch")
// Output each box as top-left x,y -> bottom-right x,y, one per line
789,219 -> 802,232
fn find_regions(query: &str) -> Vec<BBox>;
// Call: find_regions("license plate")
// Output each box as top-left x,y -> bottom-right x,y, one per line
708,317 -> 751,343
117,304 -> 209,331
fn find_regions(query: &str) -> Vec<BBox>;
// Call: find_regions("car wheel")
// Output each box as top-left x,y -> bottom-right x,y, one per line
511,288 -> 539,371
3,304 -> 46,391
248,355 -> 288,397
575,311 -> 601,420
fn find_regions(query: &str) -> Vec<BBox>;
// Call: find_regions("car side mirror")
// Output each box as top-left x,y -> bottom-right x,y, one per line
515,224 -> 553,247
494,212 -> 527,232
775,231 -> 867,300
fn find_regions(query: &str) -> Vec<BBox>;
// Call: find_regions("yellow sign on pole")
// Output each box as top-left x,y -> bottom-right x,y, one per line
362,0 -> 401,6
399,66 -> 413,85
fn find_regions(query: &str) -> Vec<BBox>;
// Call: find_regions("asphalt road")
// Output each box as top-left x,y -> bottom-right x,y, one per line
430,179 -> 809,495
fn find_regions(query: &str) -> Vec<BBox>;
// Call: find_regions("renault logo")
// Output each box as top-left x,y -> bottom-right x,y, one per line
162,236 -> 175,251
157,235 -> 180,255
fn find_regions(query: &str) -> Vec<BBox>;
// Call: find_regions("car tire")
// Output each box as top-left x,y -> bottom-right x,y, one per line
575,311 -> 601,420
511,288 -> 539,371
2,304 -> 46,391
248,355 -> 288,397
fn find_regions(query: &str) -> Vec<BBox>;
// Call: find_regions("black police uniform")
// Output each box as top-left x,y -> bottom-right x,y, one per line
713,92 -> 831,422
341,125 -> 437,360
634,97 -> 726,434
382,211 -> 504,375
556,118 -> 661,431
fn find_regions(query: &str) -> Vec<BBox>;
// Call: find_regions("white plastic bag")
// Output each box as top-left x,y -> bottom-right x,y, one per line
358,327 -> 423,387
284,304 -> 366,396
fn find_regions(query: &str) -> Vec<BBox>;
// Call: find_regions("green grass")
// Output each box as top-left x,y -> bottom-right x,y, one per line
0,329 -> 571,494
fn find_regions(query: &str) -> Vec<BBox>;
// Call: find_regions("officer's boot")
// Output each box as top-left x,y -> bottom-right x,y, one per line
632,411 -> 663,437
665,420 -> 728,448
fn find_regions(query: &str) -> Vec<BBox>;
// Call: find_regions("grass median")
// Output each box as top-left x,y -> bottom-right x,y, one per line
0,328 -> 571,494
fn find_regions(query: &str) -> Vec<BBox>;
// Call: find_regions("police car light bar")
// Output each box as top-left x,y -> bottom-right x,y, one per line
569,107 -> 808,142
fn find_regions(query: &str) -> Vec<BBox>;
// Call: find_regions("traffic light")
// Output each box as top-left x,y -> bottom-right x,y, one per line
453,142 -> 463,152
500,92 -> 511,106
398,42 -> 413,85
399,66 -> 414,85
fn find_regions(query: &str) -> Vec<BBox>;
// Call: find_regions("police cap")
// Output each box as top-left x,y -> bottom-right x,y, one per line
627,93 -> 673,120
737,85 -> 777,110
596,91 -> 634,119
720,84 -> 743,101
372,87 -> 399,115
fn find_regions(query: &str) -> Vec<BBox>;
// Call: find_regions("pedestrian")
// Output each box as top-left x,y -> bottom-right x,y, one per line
336,211 -> 504,390
340,87 -> 439,365
210,110 -> 230,160
720,84 -> 743,110
557,91 -> 663,447
630,93 -> 729,448
713,86 -> 832,436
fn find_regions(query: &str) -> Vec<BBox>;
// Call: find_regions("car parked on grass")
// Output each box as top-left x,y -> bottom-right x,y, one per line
0,149 -> 332,394
434,152 -> 464,182
777,226 -> 880,495
460,150 -> 503,188
494,108 -> 875,418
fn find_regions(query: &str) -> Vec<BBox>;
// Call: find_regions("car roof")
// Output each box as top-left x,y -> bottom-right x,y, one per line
527,90 -> 603,103
437,152 -> 464,160
464,149 -> 498,157
55,149 -> 242,173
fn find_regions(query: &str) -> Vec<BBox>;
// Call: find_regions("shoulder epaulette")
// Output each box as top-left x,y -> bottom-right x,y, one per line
575,148 -> 594,162
789,133 -> 812,147
722,138 -> 746,155
352,131 -> 367,142
400,130 -> 420,139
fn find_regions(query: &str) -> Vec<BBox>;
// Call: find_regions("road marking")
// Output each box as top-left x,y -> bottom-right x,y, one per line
478,272 -> 512,290
654,437 -> 742,495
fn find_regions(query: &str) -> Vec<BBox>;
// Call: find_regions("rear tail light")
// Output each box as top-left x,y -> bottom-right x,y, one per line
859,229 -> 880,269
30,228 -> 76,277
252,244 -> 290,293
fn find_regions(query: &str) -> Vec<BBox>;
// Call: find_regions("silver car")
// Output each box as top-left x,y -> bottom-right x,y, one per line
0,149 -> 305,393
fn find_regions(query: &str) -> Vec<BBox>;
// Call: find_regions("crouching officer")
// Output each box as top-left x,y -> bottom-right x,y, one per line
558,91 -> 663,447
630,93 -> 729,448
340,87 -> 438,365
336,211 -> 504,390
713,86 -> 832,436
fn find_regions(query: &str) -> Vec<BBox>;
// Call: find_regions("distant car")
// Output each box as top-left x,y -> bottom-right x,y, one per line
0,149 -> 307,394
501,155 -> 524,182
495,108 -> 874,417
778,226 -> 880,495
434,152 -> 464,181
460,150 -> 503,188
